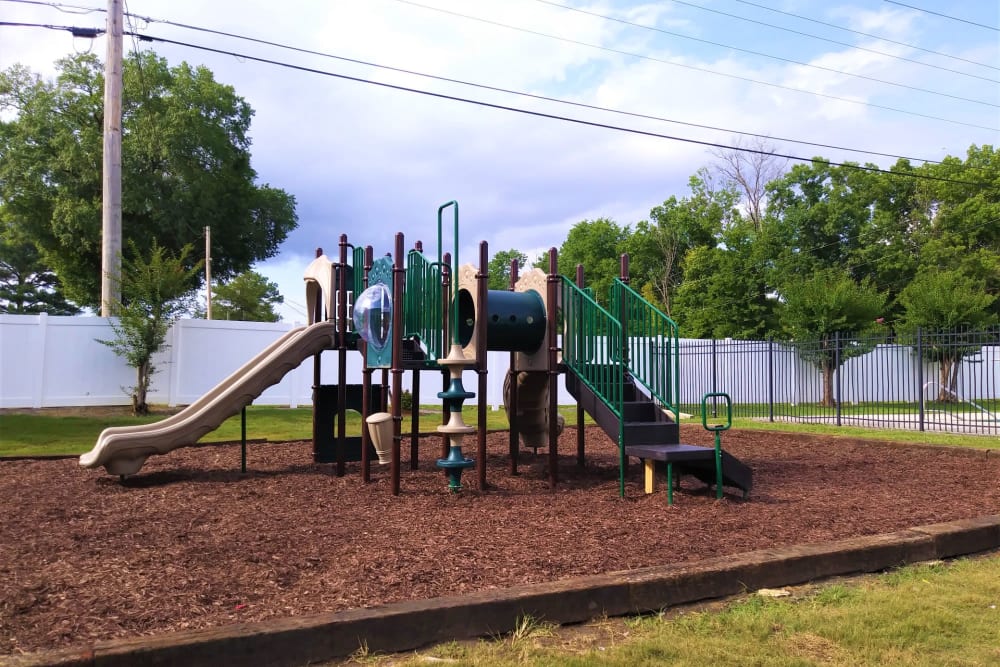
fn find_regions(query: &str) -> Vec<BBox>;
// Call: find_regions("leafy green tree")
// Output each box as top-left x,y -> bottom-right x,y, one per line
912,145 -> 1000,318
630,172 -> 739,317
487,249 -> 528,290
0,223 -> 79,314
673,220 -> 779,339
779,269 -> 888,407
766,160 -> 881,278
0,52 -> 297,309
210,270 -> 283,322
540,218 -> 628,306
896,270 -> 998,402
99,241 -> 201,415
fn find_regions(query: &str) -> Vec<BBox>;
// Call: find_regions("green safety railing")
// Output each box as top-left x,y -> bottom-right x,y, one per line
351,245 -> 366,303
403,249 -> 447,363
609,278 -> 680,423
561,276 -> 627,492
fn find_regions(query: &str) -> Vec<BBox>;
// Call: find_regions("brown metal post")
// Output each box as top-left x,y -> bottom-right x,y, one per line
576,263 -> 586,467
440,253 -> 452,460
336,236 -> 349,477
410,240 -> 422,471
476,241 -> 489,490
508,257 -> 519,476
391,234 -> 405,495
547,247 -> 559,488
361,246 -> 373,483
311,247 -> 324,463
410,370 -> 420,470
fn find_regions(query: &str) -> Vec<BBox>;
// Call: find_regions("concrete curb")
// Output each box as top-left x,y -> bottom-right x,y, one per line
7,515 -> 999,667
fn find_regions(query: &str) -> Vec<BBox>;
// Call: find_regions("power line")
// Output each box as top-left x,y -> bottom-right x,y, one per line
731,0 -> 1000,75
532,0 -> 998,107
667,0 -> 1000,75
0,19 -> 101,37
112,12 -> 948,165
388,0 -> 998,132
884,0 -> 1000,32
0,0 -> 102,14
3,14 -> 970,166
126,30 -> 991,188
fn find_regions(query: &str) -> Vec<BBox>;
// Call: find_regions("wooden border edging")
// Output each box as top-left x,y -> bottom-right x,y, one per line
6,515 -> 999,667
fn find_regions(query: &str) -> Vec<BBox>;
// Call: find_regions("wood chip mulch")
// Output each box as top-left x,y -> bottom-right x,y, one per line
2,424 -> 999,656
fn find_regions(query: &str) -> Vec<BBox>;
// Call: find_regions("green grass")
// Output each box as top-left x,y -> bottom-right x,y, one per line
0,405 -> 594,457
374,555 -> 1000,666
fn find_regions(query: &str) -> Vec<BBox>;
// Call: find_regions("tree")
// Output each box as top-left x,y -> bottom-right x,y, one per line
779,269 -> 887,407
0,52 -> 297,309
99,241 -> 201,415
541,218 -> 627,306
630,172 -> 738,317
912,145 -> 1000,318
896,270 -> 998,402
487,249 -> 528,290
710,136 -> 786,231
0,223 -> 79,314
210,270 -> 283,322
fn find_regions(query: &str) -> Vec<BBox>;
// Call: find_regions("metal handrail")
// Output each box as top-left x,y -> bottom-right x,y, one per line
561,276 -> 625,419
609,278 -> 680,422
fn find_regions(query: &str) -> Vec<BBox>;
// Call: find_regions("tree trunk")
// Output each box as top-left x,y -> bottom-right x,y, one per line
133,361 -> 150,415
821,362 -> 835,408
937,358 -> 956,402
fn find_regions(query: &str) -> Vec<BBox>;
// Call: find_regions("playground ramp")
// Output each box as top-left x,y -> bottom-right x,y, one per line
79,321 -> 337,477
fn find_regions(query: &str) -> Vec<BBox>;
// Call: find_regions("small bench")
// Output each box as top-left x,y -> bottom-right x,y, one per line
625,443 -> 715,492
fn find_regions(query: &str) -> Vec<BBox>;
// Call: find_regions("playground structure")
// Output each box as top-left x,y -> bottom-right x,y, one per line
80,201 -> 752,500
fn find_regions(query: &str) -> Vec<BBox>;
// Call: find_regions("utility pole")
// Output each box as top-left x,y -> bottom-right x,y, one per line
100,0 -> 123,316
205,226 -> 212,319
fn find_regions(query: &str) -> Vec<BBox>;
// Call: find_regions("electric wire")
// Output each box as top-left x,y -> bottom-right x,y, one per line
532,0 -> 998,106
6,2 -> 995,145
126,30 -> 992,187
0,19 -> 101,36
0,0 -> 101,14
884,0 -> 1000,32
731,0 -> 1000,74
667,0 -> 1000,76
105,12 -> 948,165
2,17 -> 991,177
388,0 -> 999,132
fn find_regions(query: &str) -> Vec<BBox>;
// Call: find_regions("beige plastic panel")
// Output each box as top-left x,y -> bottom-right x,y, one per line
303,254 -> 335,324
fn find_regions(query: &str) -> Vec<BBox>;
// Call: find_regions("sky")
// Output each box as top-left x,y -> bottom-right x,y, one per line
2,0 -> 998,321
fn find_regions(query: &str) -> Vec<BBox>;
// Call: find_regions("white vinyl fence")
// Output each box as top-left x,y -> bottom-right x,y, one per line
0,314 -> 563,409
1,315 -> 996,410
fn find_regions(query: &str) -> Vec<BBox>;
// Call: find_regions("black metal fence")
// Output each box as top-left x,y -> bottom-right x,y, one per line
668,326 -> 1000,435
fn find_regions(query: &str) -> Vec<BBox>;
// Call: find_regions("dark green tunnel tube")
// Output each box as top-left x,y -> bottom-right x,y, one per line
456,288 -> 546,353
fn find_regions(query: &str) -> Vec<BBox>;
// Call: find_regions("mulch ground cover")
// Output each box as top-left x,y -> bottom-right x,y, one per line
2,424 -> 999,656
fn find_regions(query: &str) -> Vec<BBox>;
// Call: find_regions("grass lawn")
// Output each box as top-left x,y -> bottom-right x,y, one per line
374,554 -> 1000,666
0,405 -> 593,457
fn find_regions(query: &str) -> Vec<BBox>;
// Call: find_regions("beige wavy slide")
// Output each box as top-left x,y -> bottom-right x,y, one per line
79,321 -> 336,477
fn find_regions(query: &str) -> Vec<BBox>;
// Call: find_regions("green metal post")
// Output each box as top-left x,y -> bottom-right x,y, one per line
701,392 -> 731,501
437,200 -> 459,346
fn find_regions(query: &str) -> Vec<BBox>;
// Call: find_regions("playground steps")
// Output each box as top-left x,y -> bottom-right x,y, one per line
563,369 -> 679,447
624,443 -> 753,495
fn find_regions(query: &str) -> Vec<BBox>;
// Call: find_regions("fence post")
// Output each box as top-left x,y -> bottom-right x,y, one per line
917,326 -> 925,432
768,337 -> 774,422
835,331 -> 842,427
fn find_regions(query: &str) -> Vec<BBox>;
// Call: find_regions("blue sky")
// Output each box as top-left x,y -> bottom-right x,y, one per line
2,0 -> 998,321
